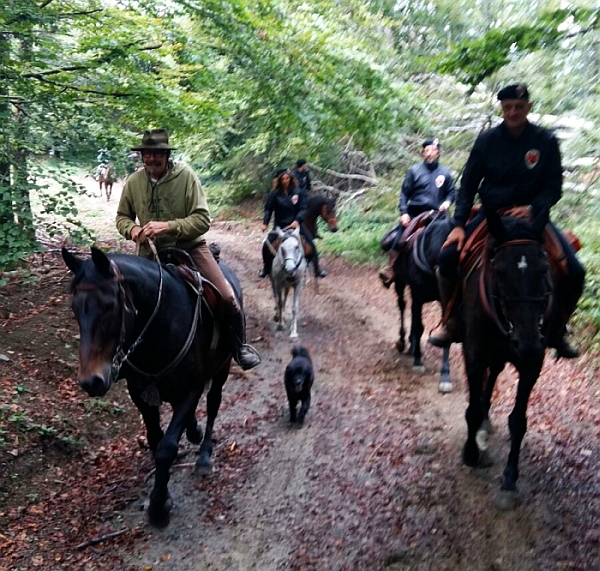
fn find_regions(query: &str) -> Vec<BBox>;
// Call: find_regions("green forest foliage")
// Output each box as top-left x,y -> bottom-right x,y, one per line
1,0 -> 598,341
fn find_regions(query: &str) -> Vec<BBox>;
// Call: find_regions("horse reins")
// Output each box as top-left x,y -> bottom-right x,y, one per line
76,241 -> 202,382
481,239 -> 553,337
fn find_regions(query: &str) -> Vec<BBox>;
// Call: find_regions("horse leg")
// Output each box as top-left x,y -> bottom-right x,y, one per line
394,281 -> 407,353
276,288 -> 284,330
496,362 -> 542,510
126,380 -> 163,454
185,410 -> 203,445
149,392 -> 201,527
410,301 -> 425,371
438,347 -> 452,393
289,283 -> 301,340
463,362 -> 491,468
479,363 -> 504,435
106,183 -> 112,202
196,367 -> 229,475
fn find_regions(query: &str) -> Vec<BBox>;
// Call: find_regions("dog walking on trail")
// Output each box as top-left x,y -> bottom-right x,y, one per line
284,345 -> 314,426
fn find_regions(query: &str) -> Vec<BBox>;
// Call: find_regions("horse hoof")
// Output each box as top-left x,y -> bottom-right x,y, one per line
146,497 -> 173,528
477,449 -> 493,468
396,340 -> 406,353
289,334 -> 299,341
494,489 -> 519,511
438,381 -> 452,393
195,454 -> 213,476
412,364 -> 425,373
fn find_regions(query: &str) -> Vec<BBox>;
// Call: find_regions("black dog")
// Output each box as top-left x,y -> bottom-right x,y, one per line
284,345 -> 314,426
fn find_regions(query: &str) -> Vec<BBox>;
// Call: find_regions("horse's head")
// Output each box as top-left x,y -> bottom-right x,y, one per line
62,247 -> 125,397
486,209 -> 551,360
321,197 -> 339,233
276,227 -> 306,280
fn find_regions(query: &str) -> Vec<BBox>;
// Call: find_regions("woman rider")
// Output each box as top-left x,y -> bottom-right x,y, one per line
258,169 -> 327,278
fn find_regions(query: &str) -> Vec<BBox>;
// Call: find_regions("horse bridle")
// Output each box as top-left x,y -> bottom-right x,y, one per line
280,233 -> 304,272
483,239 -> 553,337
75,253 -> 201,382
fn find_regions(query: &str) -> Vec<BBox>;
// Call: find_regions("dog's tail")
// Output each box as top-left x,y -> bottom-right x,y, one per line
291,345 -> 310,359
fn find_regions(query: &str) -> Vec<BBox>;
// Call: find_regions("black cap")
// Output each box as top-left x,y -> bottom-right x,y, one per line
497,84 -> 529,101
422,138 -> 440,149
296,159 -> 307,167
274,168 -> 289,178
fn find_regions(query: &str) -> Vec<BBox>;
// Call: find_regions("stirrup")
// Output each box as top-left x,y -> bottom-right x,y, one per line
235,344 -> 262,370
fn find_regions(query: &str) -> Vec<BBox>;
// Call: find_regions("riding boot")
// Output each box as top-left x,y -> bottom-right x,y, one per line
428,270 -> 459,348
258,245 -> 274,279
548,283 -> 581,358
378,250 -> 399,289
312,253 -> 327,278
228,308 -> 261,370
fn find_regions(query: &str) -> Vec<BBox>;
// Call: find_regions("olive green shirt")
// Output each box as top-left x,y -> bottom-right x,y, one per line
116,162 -> 211,258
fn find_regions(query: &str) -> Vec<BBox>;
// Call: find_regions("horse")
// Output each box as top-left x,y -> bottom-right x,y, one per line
303,194 -> 339,239
62,246 -> 238,527
269,227 -> 307,340
393,212 -> 454,392
459,209 -> 555,510
98,164 -> 116,201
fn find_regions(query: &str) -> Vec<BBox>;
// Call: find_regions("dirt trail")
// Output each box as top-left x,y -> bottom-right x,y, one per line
3,179 -> 598,571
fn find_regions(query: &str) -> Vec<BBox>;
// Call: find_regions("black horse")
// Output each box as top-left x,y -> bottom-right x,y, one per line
393,212 -> 454,392
62,246 -> 239,527
460,209 -> 555,509
303,194 -> 339,239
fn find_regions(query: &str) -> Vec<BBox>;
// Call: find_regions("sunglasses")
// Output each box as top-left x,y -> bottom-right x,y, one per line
141,150 -> 169,158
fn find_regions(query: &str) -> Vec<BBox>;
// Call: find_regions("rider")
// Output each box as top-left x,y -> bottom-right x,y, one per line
291,158 -> 312,193
259,168 -> 327,278
379,138 -> 456,288
428,84 -> 585,358
116,128 -> 261,370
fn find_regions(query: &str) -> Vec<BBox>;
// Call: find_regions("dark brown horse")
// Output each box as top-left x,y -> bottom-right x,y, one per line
303,194 -> 338,239
460,209 -> 555,509
62,247 -> 239,527
393,212 -> 454,392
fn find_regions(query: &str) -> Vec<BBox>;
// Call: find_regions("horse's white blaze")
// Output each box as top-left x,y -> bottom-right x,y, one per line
517,255 -> 528,272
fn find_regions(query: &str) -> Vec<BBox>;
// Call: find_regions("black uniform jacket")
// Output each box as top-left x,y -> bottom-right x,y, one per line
454,121 -> 562,228
399,162 -> 456,215
263,187 -> 307,228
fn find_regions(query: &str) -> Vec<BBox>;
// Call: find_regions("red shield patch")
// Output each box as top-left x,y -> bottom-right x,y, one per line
435,175 -> 446,188
525,149 -> 540,169
291,194 -> 299,205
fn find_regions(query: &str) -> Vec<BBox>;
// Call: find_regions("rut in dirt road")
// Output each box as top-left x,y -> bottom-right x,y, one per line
117,221 -> 598,571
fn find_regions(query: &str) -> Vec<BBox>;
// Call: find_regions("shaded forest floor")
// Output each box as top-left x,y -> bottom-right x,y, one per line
0,179 -> 598,571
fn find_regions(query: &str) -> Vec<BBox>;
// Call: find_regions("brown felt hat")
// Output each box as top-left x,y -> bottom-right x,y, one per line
131,129 -> 176,151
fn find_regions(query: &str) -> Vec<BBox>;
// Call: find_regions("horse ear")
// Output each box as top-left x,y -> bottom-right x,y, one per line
531,207 -> 549,237
486,209 -> 506,242
62,247 -> 83,274
90,247 -> 112,277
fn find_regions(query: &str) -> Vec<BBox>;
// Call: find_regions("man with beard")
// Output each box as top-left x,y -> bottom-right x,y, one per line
379,138 -> 456,287
116,129 -> 261,370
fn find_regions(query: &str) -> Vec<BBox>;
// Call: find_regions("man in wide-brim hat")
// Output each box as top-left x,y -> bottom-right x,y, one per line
116,128 -> 261,370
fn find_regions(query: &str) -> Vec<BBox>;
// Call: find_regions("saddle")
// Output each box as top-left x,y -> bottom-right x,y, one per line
159,247 -> 224,317
267,229 -> 313,260
459,216 -> 579,278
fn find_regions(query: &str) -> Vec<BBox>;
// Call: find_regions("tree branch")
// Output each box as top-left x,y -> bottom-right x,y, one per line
76,528 -> 128,551
31,75 -> 133,97
309,164 -> 378,185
